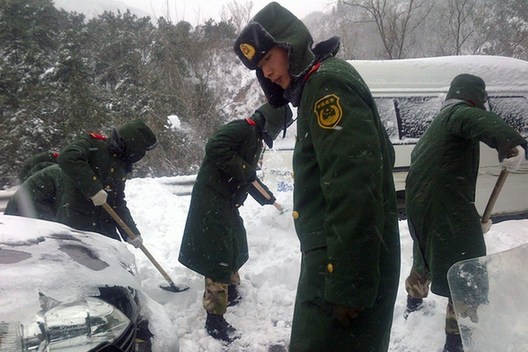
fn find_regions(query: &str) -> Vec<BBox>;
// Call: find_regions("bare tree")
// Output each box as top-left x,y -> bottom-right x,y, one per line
341,0 -> 433,59
439,0 -> 479,55
471,0 -> 528,59
220,0 -> 253,32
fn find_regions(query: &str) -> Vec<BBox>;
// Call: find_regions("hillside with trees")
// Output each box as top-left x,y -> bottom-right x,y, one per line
1,0 -> 526,187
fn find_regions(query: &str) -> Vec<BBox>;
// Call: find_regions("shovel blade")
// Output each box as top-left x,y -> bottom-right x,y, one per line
160,283 -> 189,292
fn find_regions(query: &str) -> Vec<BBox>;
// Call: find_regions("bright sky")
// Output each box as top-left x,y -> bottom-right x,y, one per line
125,0 -> 332,25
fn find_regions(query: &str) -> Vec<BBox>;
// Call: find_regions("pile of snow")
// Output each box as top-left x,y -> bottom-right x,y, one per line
1,176 -> 526,351
124,176 -> 528,352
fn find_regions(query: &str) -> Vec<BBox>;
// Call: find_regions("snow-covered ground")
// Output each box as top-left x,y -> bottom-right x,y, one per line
123,176 -> 528,352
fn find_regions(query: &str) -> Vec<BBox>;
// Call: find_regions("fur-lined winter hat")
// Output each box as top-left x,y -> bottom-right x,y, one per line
234,2 -> 314,107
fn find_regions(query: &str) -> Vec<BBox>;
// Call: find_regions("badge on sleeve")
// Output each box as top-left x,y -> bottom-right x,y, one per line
314,94 -> 343,129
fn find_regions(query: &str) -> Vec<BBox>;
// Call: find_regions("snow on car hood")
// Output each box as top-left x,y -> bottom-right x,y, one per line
0,214 -> 141,322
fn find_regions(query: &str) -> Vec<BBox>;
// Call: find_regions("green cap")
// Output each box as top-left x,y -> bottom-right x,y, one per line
446,74 -> 488,110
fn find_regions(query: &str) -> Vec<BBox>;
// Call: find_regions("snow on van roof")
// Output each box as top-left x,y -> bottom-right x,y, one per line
271,55 -> 528,150
349,55 -> 528,94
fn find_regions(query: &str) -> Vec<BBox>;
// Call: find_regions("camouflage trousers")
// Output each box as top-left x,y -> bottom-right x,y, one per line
405,265 -> 460,335
203,272 -> 240,315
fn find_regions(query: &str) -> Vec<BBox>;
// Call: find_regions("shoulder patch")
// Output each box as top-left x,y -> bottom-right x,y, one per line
314,94 -> 343,129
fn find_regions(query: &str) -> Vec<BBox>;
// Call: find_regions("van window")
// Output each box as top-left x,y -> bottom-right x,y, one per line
489,96 -> 528,137
374,98 -> 399,141
375,95 -> 528,143
374,96 -> 443,143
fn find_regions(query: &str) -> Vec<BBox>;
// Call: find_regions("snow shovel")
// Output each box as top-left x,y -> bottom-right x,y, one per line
252,180 -> 285,213
481,169 -> 509,224
102,202 -> 189,292
481,147 -> 519,224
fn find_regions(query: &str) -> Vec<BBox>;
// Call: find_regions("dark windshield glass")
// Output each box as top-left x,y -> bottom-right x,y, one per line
489,96 -> 528,137
375,95 -> 528,142
375,96 -> 442,143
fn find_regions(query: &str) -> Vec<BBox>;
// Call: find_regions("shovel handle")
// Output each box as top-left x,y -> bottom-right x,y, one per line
252,181 -> 284,213
481,169 -> 509,223
481,147 -> 519,223
252,180 -> 272,200
101,202 -> 177,287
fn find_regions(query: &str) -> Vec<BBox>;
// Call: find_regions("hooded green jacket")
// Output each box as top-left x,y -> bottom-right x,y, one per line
406,98 -> 527,297
5,164 -> 65,221
235,3 -> 401,350
179,116 -> 274,283
56,134 -> 139,240
17,151 -> 59,183
240,0 -> 401,309
56,120 -> 155,241
292,56 -> 401,308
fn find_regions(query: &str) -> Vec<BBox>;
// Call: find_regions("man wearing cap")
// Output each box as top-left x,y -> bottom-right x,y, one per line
56,119 -> 157,246
233,2 -> 400,351
403,73 -> 527,352
178,103 -> 292,343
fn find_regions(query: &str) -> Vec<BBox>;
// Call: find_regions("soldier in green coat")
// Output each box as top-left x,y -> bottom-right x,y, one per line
403,74 -> 527,352
56,119 -> 157,246
6,149 -> 61,219
17,150 -> 60,183
234,3 -> 401,351
5,164 -> 65,221
178,103 -> 292,343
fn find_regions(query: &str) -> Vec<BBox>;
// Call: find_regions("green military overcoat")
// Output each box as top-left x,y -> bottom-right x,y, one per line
56,120 -> 156,241
17,150 -> 59,183
406,92 -> 527,297
234,3 -> 401,350
178,116 -> 274,283
5,164 -> 65,221
289,58 -> 401,352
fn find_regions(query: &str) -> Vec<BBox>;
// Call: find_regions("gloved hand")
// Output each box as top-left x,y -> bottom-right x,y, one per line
90,189 -> 108,206
481,219 -> 492,234
500,145 -> 525,172
127,235 -> 143,248
333,305 -> 364,327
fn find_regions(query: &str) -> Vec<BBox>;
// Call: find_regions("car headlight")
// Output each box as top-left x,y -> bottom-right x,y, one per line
0,295 -> 131,351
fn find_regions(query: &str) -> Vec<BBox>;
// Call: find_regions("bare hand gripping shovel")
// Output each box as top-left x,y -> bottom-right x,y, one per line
102,202 -> 189,292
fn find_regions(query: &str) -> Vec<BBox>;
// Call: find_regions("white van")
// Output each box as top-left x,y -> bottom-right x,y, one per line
261,55 -> 528,221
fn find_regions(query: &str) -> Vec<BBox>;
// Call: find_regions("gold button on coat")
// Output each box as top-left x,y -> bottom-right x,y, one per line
327,263 -> 334,273
292,211 -> 299,219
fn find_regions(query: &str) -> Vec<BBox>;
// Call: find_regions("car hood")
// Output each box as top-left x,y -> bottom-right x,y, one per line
0,214 -> 140,323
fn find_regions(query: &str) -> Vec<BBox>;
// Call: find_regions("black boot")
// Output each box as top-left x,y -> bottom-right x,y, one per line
205,313 -> 238,343
404,295 -> 423,319
443,332 -> 464,352
227,285 -> 241,307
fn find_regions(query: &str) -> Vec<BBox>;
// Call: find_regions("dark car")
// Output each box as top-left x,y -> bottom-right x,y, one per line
0,214 -> 152,351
